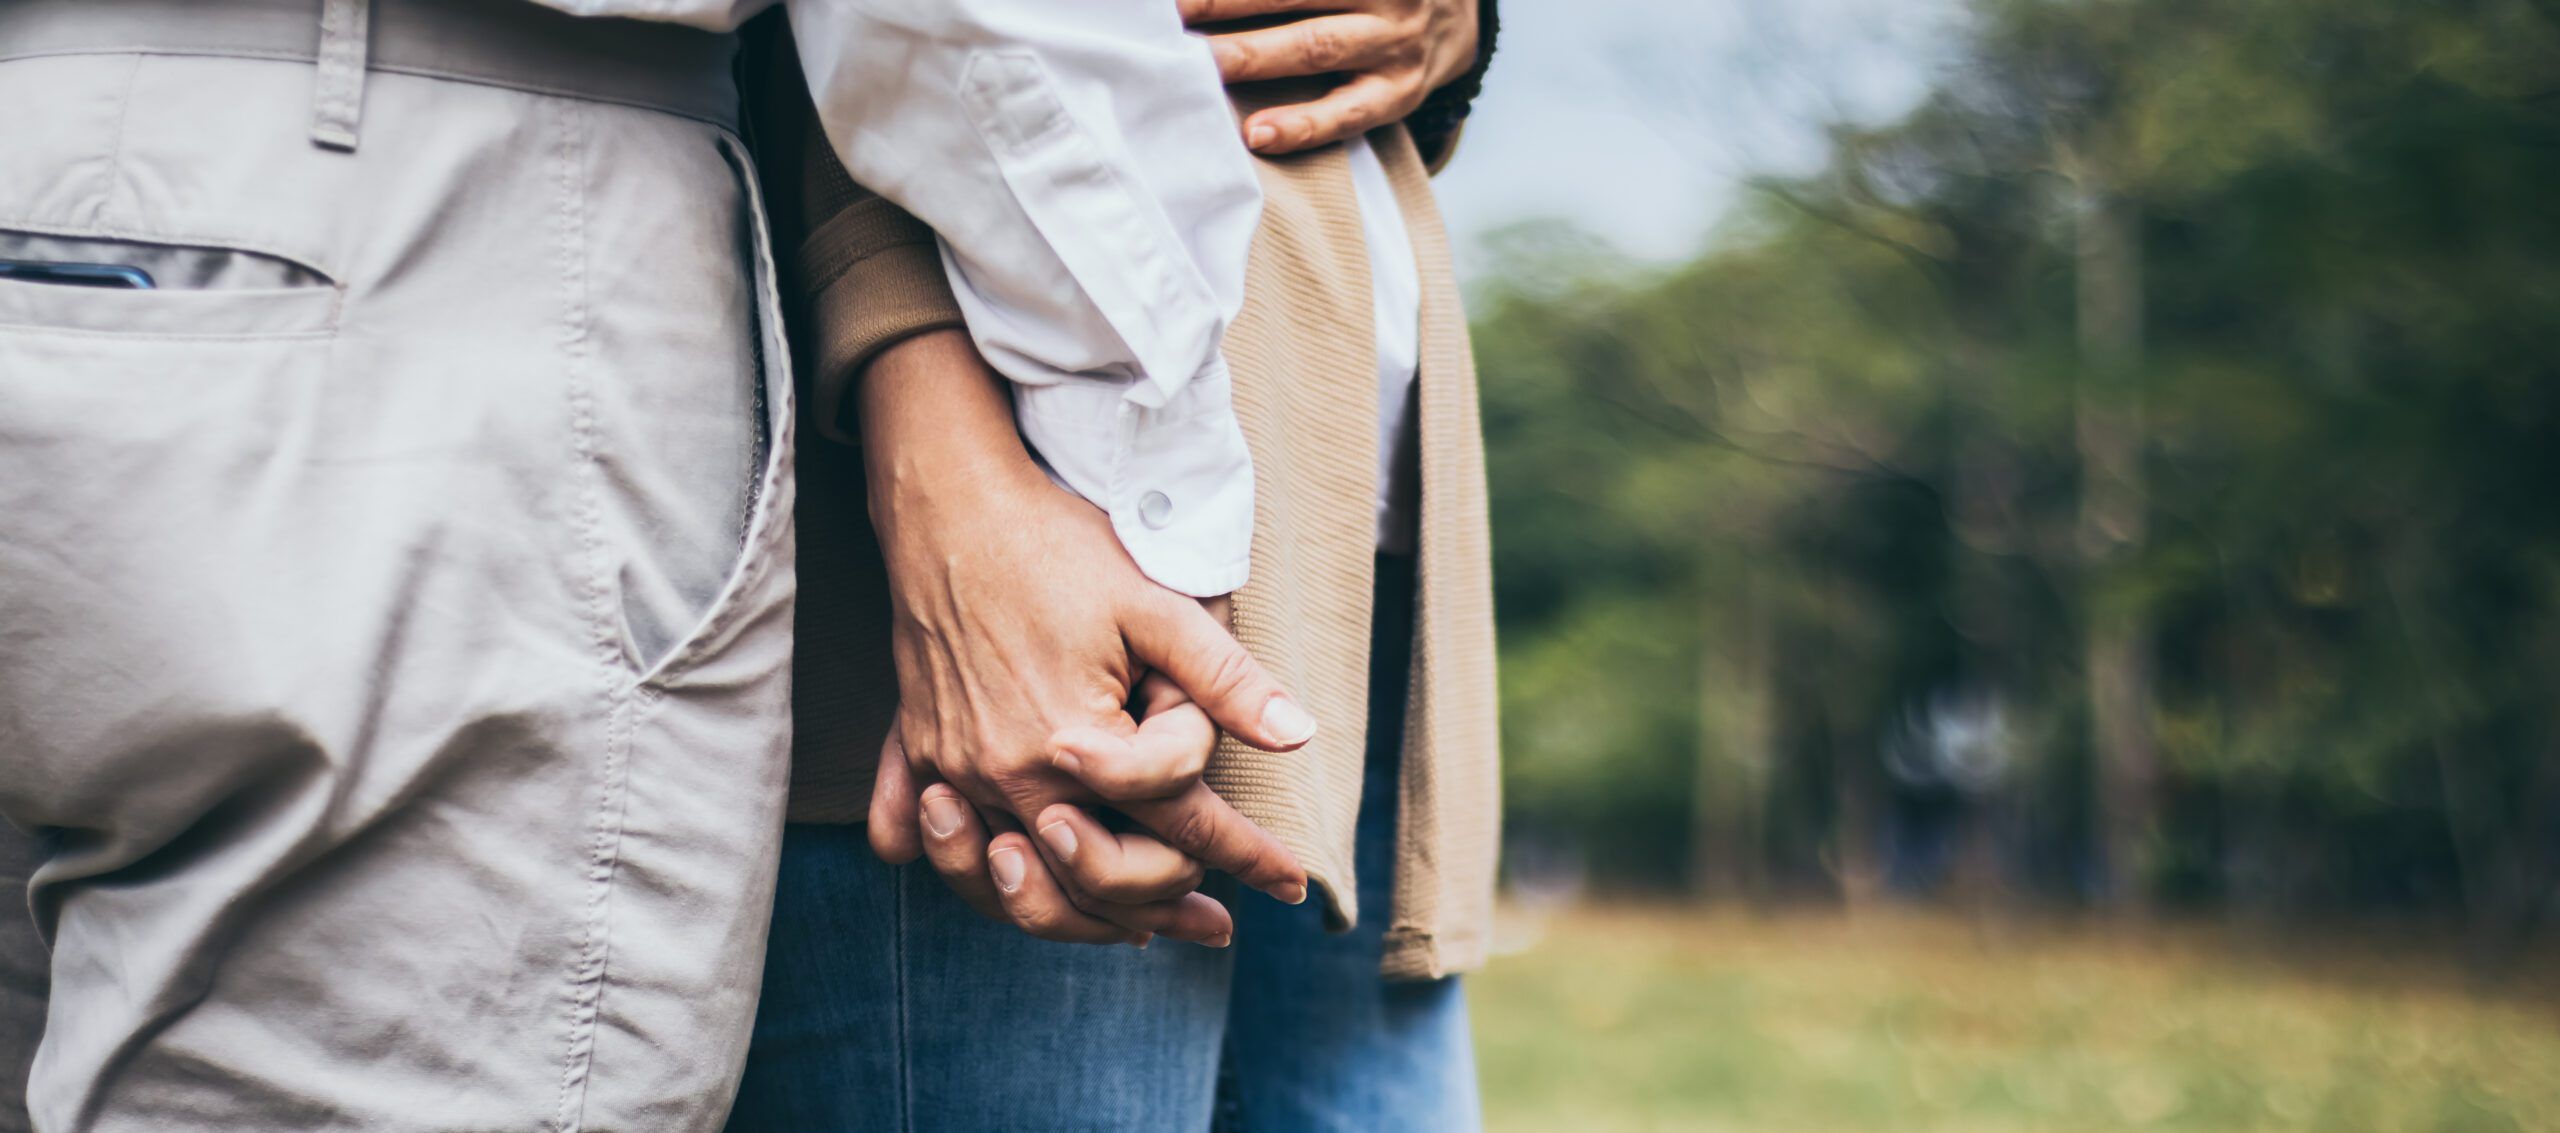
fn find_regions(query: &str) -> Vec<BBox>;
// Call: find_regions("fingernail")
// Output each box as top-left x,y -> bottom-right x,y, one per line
1247,122 -> 1277,150
1261,697 -> 1317,746
990,847 -> 1026,893
922,794 -> 966,839
1039,819 -> 1080,861
1129,933 -> 1154,949
1274,882 -> 1308,906
1204,933 -> 1233,949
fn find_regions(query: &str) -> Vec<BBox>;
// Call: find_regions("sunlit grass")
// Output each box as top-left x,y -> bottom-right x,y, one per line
1471,906 -> 2560,1133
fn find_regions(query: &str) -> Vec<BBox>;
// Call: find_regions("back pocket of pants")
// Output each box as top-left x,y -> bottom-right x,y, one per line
0,230 -> 339,338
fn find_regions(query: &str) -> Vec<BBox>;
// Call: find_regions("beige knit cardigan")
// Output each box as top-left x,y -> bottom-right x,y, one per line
756,57 -> 1499,979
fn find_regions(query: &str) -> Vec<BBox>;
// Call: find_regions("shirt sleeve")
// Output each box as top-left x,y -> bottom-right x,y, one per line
783,0 -> 1264,597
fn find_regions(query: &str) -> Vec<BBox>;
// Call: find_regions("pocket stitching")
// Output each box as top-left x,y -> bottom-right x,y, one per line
627,131 -> 796,691
0,223 -> 344,338
0,284 -> 342,340
0,217 -> 340,286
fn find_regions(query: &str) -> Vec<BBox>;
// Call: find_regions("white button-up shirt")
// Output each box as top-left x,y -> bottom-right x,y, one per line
534,0 -> 1420,593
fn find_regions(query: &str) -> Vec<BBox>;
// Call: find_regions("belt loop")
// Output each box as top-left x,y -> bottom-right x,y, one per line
311,0 -> 373,151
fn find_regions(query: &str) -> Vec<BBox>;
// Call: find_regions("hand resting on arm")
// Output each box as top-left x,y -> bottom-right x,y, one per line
855,329 -> 1314,946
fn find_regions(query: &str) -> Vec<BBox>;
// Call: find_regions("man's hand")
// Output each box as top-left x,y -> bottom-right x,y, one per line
1182,0 -> 1479,155
870,672 -> 1295,947
857,330 -> 1314,944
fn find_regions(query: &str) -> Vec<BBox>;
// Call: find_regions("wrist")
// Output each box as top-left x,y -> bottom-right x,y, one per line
857,330 -> 1049,530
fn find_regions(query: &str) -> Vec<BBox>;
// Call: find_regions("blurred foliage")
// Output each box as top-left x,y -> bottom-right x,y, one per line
1475,0 -> 2560,948
1472,906 -> 2560,1133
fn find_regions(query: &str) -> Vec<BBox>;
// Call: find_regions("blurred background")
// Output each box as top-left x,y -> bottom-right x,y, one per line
1429,0 -> 2560,1129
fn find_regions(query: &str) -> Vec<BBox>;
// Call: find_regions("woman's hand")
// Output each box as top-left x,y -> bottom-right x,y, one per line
1182,0 -> 1480,155
856,330 -> 1315,944
870,671 -> 1292,947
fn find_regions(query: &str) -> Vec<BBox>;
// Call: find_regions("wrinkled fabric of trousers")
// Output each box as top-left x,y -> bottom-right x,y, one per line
0,28 -> 795,1133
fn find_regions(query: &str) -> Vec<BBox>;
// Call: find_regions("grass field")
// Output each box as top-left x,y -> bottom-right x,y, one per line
1469,906 -> 2560,1133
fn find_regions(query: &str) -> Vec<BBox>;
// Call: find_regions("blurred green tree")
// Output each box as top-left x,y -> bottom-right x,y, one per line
1477,0 -> 2560,958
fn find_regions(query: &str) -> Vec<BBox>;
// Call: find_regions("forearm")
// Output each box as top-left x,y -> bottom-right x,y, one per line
856,330 -> 1050,540
849,327 -> 1312,947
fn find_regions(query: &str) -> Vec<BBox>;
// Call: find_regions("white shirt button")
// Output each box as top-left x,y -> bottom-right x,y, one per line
1138,490 -> 1174,529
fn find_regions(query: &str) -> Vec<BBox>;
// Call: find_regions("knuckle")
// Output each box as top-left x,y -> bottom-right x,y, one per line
1225,841 -> 1273,881
984,741 -> 1043,778
901,736 -> 945,776
1050,744 -> 1108,786
1060,887 -> 1105,920
1298,24 -> 1349,69
940,770 -> 995,809
1165,807 -> 1222,856
985,756 -> 1049,797
1384,30 -> 1425,69
1199,644 -> 1260,702
1011,903 -> 1069,938
1222,37 -> 1260,74
1076,681 -> 1124,719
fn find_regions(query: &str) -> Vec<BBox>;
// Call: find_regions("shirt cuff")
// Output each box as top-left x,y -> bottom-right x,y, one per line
1014,358 -> 1255,597
795,194 -> 969,446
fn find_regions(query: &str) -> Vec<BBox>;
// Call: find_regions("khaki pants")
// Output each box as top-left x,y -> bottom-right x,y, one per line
0,2 -> 797,1128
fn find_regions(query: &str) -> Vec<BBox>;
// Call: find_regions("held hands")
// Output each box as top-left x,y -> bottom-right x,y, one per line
870,668 -> 1281,946
1182,0 -> 1480,154
857,331 -> 1315,946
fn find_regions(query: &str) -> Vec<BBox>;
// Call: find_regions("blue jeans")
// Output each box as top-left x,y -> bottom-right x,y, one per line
727,558 -> 1478,1131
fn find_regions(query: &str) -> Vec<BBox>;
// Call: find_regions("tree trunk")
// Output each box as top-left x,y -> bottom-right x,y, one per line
2075,184 -> 2157,913
1691,565 -> 1772,902
1822,573 -> 1887,910
1944,332 -> 2024,913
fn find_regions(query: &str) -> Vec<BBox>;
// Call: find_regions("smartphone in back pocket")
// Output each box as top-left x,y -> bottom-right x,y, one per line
0,259 -> 155,289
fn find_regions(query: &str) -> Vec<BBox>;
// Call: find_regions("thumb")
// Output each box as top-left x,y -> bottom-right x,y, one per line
1121,594 -> 1317,752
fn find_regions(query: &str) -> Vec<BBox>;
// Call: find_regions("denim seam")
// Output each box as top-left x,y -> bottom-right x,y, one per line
1212,1028 -> 1247,1133
894,862 -> 915,1133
